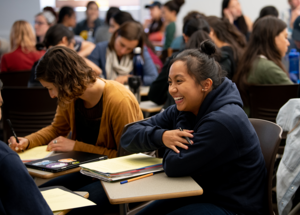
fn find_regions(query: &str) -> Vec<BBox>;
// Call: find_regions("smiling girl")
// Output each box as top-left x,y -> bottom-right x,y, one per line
121,40 -> 267,215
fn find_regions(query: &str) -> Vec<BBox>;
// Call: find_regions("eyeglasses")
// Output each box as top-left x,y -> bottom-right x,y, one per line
35,21 -> 47,26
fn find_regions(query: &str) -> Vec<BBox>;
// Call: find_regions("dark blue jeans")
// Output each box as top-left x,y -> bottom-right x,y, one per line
39,172 -> 119,215
137,197 -> 237,215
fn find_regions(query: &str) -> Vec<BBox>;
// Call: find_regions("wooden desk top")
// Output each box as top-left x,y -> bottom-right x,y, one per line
140,101 -> 163,113
53,191 -> 89,215
27,167 -> 81,179
101,172 -> 203,205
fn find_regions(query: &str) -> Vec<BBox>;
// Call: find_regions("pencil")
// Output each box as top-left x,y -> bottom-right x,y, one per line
179,127 -> 192,145
120,173 -> 154,184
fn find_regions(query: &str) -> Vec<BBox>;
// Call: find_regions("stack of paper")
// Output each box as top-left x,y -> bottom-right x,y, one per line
41,188 -> 95,212
18,145 -> 54,162
80,154 -> 163,182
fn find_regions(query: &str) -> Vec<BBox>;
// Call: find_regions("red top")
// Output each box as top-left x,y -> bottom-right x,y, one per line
0,47 -> 45,72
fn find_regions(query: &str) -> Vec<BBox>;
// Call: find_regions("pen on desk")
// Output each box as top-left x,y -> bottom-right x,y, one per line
120,173 -> 155,184
179,127 -> 192,145
7,119 -> 23,152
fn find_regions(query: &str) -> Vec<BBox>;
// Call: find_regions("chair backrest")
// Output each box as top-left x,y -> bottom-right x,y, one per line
249,118 -> 282,215
2,87 -> 57,142
0,71 -> 31,87
249,84 -> 300,122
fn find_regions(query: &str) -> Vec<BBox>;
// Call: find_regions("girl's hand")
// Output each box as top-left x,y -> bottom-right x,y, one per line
47,136 -> 75,152
223,9 -> 234,24
162,129 -> 194,153
8,137 -> 29,152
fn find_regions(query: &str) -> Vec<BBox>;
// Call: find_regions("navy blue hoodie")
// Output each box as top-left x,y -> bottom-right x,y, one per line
120,78 -> 267,215
0,141 -> 52,215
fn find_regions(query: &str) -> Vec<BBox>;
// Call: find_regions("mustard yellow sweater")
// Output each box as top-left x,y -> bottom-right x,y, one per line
25,79 -> 143,158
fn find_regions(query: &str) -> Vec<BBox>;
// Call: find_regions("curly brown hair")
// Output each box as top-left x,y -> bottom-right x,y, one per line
36,46 -> 97,107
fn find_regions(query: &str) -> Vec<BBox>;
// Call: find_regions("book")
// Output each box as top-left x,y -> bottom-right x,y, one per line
18,145 -> 54,162
80,153 -> 163,182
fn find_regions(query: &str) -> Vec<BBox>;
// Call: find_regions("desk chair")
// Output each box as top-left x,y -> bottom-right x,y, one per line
2,87 -> 57,142
249,84 -> 300,122
249,118 -> 282,215
0,71 -> 31,87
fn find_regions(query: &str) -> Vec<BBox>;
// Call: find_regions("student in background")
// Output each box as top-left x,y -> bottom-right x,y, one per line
73,1 -> 104,41
94,7 -> 120,43
170,11 -> 205,51
254,6 -> 279,25
221,0 -> 253,40
57,7 -> 96,57
282,0 -> 300,36
144,1 -> 164,44
287,16 -> 300,53
57,6 -> 77,30
9,46 -> 143,215
148,16 -> 234,109
108,11 -> 134,34
88,21 -> 158,86
233,16 -> 292,116
28,24 -> 101,87
162,0 -> 185,50
35,11 -> 56,43
121,40 -> 267,215
206,16 -> 246,74
0,21 -> 45,72
0,80 -> 52,215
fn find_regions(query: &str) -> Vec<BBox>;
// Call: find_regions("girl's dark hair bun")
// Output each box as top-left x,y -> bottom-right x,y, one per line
173,0 -> 185,7
200,40 -> 216,56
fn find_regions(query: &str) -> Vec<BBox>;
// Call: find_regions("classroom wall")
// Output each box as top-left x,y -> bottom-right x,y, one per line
0,0 -> 40,40
139,0 -> 290,36
0,0 -> 291,40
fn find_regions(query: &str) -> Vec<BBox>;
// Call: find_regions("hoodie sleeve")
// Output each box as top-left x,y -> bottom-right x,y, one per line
163,120 -> 238,177
120,106 -> 176,152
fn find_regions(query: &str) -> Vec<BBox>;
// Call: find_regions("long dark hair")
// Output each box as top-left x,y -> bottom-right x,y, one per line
106,7 -> 120,24
206,16 -> 246,63
233,16 -> 287,105
111,11 -> 134,25
43,24 -> 74,49
183,16 -> 210,37
58,6 -> 75,24
221,0 -> 248,36
108,21 -> 144,58
164,0 -> 185,15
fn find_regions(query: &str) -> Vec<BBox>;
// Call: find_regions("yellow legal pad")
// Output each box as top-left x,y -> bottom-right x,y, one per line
41,188 -> 95,211
80,153 -> 163,174
18,145 -> 54,162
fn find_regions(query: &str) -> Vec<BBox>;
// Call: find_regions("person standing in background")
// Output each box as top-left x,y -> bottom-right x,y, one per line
1,21 -> 45,72
221,0 -> 252,40
94,7 -> 120,43
35,11 -> 56,43
162,0 -> 185,50
57,6 -> 77,30
144,1 -> 164,45
282,0 -> 300,37
73,1 -> 104,41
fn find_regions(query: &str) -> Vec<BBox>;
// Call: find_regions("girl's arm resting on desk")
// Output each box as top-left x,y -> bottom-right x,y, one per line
163,120 -> 237,177
120,107 -> 177,153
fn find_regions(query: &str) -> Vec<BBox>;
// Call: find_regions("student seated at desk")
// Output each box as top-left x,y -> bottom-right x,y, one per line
88,21 -> 158,86
9,46 -> 143,215
121,40 -> 267,215
28,24 -> 101,87
0,80 -> 52,215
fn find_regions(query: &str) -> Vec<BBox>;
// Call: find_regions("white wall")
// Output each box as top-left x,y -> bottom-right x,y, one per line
140,0 -> 290,36
0,0 -> 40,40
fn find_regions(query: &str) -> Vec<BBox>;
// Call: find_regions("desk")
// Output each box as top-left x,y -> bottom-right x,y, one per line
140,101 -> 163,113
53,191 -> 89,215
101,172 -> 203,215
